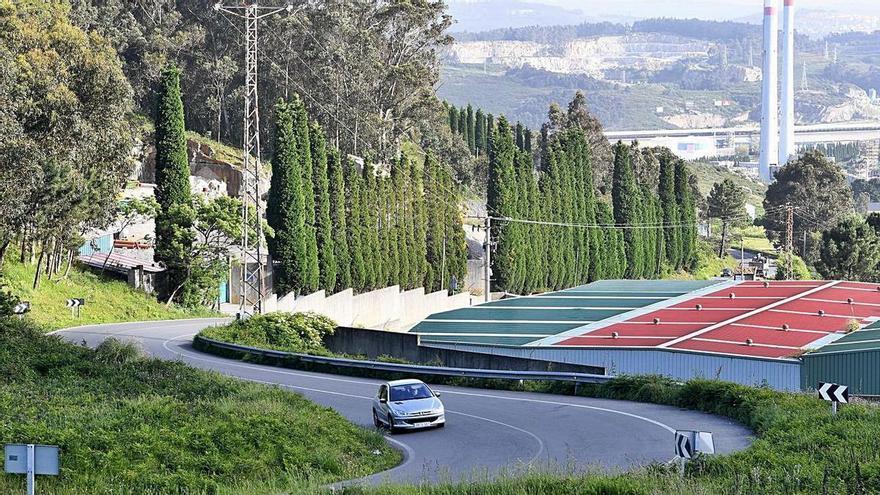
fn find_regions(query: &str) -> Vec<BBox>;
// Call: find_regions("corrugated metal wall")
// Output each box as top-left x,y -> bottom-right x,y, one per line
78,234 -> 113,256
425,343 -> 802,391
801,351 -> 880,396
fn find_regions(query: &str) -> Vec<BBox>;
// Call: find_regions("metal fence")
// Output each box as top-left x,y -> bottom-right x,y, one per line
196,336 -> 613,384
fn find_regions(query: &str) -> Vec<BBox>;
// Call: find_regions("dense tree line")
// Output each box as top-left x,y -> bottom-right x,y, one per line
0,1 -> 134,284
487,96 -> 698,294
452,21 -> 626,44
631,18 -> 758,42
445,102 -> 533,158
269,98 -> 467,297
68,0 -> 454,163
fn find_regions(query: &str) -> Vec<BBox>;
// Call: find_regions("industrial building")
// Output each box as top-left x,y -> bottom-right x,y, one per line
410,280 -> 880,394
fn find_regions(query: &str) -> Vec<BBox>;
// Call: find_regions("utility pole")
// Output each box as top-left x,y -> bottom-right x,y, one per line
484,217 -> 491,303
785,204 -> 794,280
213,2 -> 293,316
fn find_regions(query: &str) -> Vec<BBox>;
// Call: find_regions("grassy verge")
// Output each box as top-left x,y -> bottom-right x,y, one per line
342,376 -> 880,495
0,317 -> 400,494
1,254 -> 215,330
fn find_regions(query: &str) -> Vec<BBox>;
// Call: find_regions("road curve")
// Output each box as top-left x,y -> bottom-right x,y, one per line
55,319 -> 753,485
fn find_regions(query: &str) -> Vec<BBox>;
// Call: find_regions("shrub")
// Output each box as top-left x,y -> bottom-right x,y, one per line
200,312 -> 336,353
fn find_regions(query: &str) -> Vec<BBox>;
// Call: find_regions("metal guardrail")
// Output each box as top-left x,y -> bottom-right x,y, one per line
197,336 -> 613,384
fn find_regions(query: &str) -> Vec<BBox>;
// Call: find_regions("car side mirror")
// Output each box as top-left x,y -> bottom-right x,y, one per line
434,392 -> 441,397
379,397 -> 387,403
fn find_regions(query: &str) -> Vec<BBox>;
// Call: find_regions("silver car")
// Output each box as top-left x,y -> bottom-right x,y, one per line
372,379 -> 446,432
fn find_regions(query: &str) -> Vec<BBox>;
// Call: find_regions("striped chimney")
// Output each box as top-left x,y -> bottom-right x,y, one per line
779,0 -> 796,167
759,0 -> 779,182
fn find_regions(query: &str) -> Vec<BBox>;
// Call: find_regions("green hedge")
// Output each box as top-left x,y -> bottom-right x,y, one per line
199,312 -> 336,354
0,317 -> 399,494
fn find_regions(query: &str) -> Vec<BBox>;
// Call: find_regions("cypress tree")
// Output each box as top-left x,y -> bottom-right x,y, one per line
487,117 -> 518,292
486,114 -> 495,155
515,122 -> 525,151
444,167 -> 468,292
327,149 -> 350,292
309,121 -> 336,293
475,109 -> 486,156
345,159 -> 366,291
424,154 -> 443,291
266,100 -> 308,296
448,105 -> 457,133
154,65 -> 194,302
411,157 -> 429,287
524,128 -> 533,153
291,96 -> 319,292
611,141 -> 643,279
378,176 -> 394,286
466,104 -> 476,154
675,159 -> 698,270
658,150 -> 681,270
457,110 -> 467,139
362,164 -> 381,289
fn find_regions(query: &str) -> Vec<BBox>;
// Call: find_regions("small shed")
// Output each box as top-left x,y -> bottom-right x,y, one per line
801,320 -> 880,396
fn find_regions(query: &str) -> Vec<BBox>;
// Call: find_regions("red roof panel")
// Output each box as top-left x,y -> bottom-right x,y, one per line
589,322 -> 704,338
670,297 -> 771,310
735,310 -> 849,332
555,336 -> 672,347
699,324 -> 828,348
629,308 -> 745,323
670,339 -> 798,359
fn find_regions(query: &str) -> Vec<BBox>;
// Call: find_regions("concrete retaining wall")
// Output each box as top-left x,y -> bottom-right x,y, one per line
323,326 -> 604,374
274,285 -> 470,331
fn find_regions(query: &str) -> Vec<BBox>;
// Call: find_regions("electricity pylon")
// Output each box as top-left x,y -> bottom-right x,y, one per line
213,2 -> 293,316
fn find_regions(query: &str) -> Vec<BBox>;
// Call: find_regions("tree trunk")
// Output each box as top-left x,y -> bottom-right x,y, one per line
0,238 -> 9,269
19,229 -> 27,264
718,222 -> 728,259
32,246 -> 44,290
63,250 -> 73,279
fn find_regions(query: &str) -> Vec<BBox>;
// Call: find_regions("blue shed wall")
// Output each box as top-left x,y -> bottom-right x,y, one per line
79,234 -> 113,256
422,343 -> 802,391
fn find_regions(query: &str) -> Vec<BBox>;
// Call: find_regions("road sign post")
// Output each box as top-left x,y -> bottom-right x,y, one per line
674,430 -> 715,475
818,382 -> 849,416
65,298 -> 85,318
5,444 -> 60,495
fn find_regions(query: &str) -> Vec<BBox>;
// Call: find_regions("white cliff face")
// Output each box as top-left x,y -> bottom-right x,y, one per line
445,33 -> 714,78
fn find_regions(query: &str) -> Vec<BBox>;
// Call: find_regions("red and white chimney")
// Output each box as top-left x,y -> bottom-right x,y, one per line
779,0 -> 796,167
759,0 -> 779,182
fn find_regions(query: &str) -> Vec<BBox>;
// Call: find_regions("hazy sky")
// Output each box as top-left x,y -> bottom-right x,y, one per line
448,0 -> 880,22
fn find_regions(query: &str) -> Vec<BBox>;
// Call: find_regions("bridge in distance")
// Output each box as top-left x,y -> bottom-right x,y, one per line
605,121 -> 880,161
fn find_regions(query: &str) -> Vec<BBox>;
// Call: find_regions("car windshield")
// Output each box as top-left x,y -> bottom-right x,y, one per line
389,383 -> 433,401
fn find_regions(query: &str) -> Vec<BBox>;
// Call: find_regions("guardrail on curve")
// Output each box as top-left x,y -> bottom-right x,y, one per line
196,336 -> 613,384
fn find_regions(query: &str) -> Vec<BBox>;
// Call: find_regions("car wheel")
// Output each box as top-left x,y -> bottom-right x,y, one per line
372,409 -> 382,428
387,413 -> 397,433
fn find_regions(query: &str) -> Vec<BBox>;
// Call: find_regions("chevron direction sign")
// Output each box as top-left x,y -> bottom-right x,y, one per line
674,430 -> 715,460
12,301 -> 30,315
65,298 -> 85,309
818,382 -> 849,404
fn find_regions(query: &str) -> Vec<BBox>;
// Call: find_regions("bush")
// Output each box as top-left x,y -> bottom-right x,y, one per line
0,281 -> 18,317
200,312 -> 337,354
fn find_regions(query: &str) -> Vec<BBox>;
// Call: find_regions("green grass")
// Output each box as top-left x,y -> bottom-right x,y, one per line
689,160 -> 766,209
667,239 -> 737,280
1,254 -> 215,330
345,376 -> 880,495
0,318 -> 400,494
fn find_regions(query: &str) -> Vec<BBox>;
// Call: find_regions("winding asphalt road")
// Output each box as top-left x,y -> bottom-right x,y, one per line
55,319 -> 753,485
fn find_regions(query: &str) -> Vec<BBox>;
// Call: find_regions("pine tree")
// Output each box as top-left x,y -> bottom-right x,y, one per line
611,141 -> 643,279
475,109 -> 486,156
154,65 -> 194,302
466,104 -> 476,155
327,149 -> 350,292
309,121 -> 336,292
515,122 -> 525,151
266,100 -> 308,296
345,160 -> 367,290
291,96 -> 319,292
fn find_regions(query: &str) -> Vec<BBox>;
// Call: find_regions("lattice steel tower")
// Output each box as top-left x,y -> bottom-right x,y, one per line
213,2 -> 292,315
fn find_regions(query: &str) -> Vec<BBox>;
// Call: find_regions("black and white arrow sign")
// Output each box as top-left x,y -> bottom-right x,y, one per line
12,301 -> 30,314
65,298 -> 85,308
674,431 -> 693,459
818,382 -> 849,404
